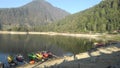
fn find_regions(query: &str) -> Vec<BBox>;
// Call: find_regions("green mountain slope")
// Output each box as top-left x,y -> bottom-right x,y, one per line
48,0 -> 120,33
0,0 -> 70,31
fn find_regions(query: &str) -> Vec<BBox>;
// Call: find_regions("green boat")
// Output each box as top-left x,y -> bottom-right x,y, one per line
28,53 -> 37,60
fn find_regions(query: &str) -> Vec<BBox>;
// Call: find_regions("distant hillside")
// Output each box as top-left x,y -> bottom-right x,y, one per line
0,0 -> 70,31
47,0 -> 120,33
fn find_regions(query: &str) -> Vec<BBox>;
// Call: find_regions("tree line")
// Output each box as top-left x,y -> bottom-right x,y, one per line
0,0 -> 120,34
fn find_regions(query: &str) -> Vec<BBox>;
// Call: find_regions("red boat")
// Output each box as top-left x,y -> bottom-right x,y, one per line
41,51 -> 53,59
94,42 -> 105,48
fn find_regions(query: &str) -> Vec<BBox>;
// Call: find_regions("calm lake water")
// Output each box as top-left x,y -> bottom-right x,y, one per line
0,34 -> 96,65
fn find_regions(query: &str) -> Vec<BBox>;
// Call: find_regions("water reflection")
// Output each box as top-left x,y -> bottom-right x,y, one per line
0,34 -> 95,64
0,34 -> 64,56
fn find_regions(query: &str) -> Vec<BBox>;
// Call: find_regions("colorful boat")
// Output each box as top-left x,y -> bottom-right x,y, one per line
7,55 -> 17,67
28,53 -> 37,60
16,54 -> 24,62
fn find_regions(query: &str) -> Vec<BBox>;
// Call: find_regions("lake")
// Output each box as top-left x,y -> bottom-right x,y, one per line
0,34 -> 97,66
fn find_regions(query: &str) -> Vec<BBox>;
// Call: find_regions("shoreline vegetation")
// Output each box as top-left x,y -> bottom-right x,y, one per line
0,31 -> 102,38
0,31 -> 120,40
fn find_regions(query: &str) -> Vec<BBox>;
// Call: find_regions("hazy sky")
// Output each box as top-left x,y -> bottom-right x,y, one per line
0,0 -> 102,14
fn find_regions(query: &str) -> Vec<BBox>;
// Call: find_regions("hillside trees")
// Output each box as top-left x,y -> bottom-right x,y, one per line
47,0 -> 120,33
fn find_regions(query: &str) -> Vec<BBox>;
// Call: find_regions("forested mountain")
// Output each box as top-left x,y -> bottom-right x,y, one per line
46,0 -> 120,33
0,0 -> 119,33
0,0 -> 70,31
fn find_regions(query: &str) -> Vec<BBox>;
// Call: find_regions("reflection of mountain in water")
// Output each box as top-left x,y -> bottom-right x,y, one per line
0,34 -> 95,56
0,34 -> 98,67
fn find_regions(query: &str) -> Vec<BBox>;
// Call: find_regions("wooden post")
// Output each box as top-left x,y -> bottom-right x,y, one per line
0,62 -> 4,68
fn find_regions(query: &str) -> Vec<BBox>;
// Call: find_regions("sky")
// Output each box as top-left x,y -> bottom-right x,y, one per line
0,0 -> 102,14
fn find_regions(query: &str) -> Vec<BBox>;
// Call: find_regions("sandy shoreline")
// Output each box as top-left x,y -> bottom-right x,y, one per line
0,31 -> 101,39
17,42 -> 120,68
